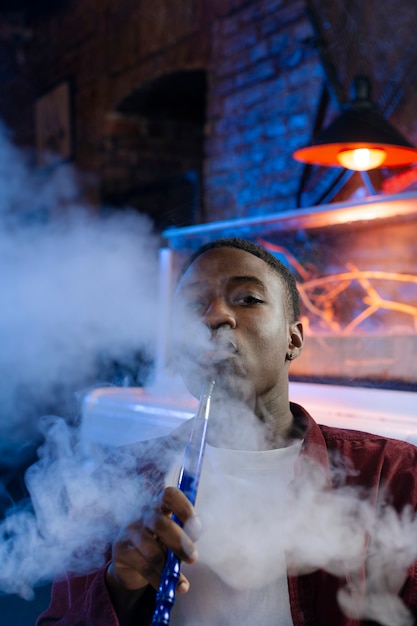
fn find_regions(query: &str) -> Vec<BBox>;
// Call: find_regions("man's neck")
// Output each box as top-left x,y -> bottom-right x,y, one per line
207,392 -> 296,451
253,386 -> 299,447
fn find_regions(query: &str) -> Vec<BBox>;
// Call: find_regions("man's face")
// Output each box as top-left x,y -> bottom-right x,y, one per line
172,247 -> 302,403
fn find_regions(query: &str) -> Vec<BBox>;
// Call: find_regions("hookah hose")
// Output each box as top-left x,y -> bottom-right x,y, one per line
151,379 -> 216,625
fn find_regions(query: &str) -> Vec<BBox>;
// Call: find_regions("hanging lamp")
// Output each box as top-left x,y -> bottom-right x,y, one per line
293,76 -> 417,171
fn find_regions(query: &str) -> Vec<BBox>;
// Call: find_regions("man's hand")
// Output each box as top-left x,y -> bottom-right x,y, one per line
106,486 -> 200,596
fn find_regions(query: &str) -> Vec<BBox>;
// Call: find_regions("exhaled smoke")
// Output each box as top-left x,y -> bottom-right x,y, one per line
0,415 -> 155,600
1,403 -> 417,626
0,125 -> 416,626
0,123 -> 161,463
173,422 -> 417,626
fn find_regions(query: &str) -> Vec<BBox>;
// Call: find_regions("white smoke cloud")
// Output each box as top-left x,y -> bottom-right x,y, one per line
0,123 -> 161,462
0,123 -> 416,626
0,416 -> 156,600
2,405 -> 417,626
175,436 -> 417,626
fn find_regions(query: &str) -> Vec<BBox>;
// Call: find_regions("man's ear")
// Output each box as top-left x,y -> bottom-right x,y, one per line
287,321 -> 304,361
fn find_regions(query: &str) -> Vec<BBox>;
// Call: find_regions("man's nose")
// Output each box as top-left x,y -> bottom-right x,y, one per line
203,298 -> 236,330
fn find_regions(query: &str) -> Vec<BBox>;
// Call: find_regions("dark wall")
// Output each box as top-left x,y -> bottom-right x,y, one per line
0,0 -> 417,223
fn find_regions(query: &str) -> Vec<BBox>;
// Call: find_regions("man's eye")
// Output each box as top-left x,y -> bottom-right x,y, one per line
235,295 -> 264,305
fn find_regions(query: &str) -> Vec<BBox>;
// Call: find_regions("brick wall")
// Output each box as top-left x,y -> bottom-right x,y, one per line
1,0 -> 215,209
0,0 -> 320,223
1,0 -> 417,226
100,108 -> 205,228
205,0 -> 321,220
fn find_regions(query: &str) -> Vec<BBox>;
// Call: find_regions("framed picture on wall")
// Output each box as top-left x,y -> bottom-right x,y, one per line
35,80 -> 73,168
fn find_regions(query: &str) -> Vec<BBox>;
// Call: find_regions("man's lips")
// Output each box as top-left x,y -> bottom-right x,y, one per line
197,347 -> 238,365
191,337 -> 238,366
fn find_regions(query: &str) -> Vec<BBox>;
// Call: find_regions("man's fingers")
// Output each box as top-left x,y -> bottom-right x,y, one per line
159,486 -> 196,524
109,487 -> 200,593
114,522 -> 192,592
111,523 -> 166,590
141,502 -> 198,563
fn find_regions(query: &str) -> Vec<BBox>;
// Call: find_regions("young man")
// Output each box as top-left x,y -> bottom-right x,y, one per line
37,238 -> 417,626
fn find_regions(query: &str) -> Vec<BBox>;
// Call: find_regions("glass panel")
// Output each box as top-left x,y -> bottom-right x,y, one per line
163,193 -> 417,389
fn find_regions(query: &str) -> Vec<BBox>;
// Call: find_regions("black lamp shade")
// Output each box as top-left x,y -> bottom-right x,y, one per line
293,77 -> 417,169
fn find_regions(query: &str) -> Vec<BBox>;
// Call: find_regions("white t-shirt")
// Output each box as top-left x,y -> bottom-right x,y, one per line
168,439 -> 303,626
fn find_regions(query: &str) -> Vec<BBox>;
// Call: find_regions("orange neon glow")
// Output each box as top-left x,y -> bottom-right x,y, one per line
258,240 -> 417,335
296,268 -> 417,334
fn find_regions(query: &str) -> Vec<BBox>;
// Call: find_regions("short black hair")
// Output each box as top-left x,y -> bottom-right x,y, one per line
178,237 -> 300,321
